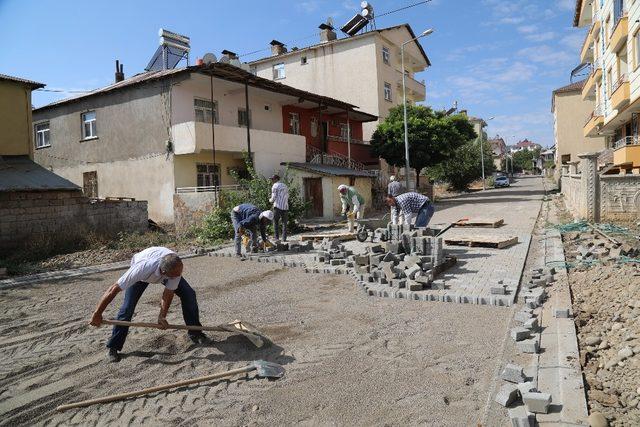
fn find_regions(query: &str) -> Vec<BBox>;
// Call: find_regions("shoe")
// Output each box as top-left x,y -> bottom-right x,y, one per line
108,348 -> 121,363
189,333 -> 209,345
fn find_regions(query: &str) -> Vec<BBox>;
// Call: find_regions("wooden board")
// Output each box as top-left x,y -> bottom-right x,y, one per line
300,232 -> 356,242
444,235 -> 518,249
455,218 -> 504,228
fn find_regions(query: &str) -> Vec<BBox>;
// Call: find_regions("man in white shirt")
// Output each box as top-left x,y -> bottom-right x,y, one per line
89,247 -> 206,362
269,174 -> 289,241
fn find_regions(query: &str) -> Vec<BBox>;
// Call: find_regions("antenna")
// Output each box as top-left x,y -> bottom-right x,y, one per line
145,28 -> 191,71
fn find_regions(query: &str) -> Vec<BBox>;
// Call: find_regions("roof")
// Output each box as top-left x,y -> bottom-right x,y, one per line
34,63 -> 378,121
514,140 -> 539,148
551,79 -> 586,112
0,74 -> 45,89
574,0 -> 583,27
282,162 -> 375,177
0,156 -> 81,192
248,24 -> 431,67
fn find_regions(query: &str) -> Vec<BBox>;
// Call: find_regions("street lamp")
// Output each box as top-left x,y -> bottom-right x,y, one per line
480,116 -> 494,190
402,28 -> 434,191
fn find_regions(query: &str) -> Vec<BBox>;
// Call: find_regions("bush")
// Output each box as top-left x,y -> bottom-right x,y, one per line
426,140 -> 495,191
193,157 -> 308,243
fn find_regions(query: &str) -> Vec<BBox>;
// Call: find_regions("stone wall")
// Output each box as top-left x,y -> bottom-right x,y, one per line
0,190 -> 148,253
600,175 -> 640,221
173,192 -> 220,234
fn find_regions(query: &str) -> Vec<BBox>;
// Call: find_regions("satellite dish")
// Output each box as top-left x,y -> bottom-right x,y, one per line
230,58 -> 241,67
360,1 -> 371,9
361,8 -> 372,18
202,53 -> 217,64
218,54 -> 230,64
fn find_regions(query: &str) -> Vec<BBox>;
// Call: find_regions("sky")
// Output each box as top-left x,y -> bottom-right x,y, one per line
0,0 -> 586,148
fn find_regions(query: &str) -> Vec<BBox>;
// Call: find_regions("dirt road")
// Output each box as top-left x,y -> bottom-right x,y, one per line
0,256 -> 514,426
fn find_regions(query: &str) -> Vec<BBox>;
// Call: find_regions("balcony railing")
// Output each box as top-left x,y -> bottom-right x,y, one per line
612,73 -> 629,93
306,144 -> 366,170
175,184 -> 243,194
614,135 -> 639,149
327,134 -> 369,145
585,104 -> 603,126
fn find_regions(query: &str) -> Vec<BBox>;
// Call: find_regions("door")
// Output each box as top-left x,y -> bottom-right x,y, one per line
303,178 -> 323,218
83,171 -> 98,198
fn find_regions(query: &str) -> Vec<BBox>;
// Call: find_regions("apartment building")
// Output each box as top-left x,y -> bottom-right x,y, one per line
575,0 -> 640,171
249,23 -> 430,142
33,63 -> 375,222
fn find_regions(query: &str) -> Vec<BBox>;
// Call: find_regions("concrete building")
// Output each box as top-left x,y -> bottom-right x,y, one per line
249,23 -> 430,143
0,74 -> 45,157
552,80 -> 606,180
575,0 -> 640,171
509,139 -> 542,153
488,136 -> 508,171
33,63 -> 376,223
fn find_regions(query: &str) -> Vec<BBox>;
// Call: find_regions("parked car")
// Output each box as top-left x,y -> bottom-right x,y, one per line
494,175 -> 510,188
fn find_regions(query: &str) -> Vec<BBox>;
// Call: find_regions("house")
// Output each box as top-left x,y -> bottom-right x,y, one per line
488,136 -> 508,170
551,79 -> 606,180
574,0 -> 640,172
249,22 -> 430,183
33,62 -> 377,223
509,139 -> 541,153
0,74 -> 146,254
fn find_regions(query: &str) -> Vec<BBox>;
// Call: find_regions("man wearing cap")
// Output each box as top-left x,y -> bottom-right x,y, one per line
231,203 -> 273,256
89,246 -> 206,363
338,184 -> 365,232
269,174 -> 289,242
387,175 -> 405,224
386,192 -> 435,227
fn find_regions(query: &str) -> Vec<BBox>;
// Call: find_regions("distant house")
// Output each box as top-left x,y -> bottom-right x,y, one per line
33,63 -> 376,223
488,136 -> 508,170
509,139 -> 542,153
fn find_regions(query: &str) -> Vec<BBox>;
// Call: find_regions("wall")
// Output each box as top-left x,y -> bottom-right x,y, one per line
0,81 -> 33,156
600,175 -> 640,220
173,192 -> 219,234
0,190 -> 147,254
174,151 -> 244,187
281,105 -> 365,147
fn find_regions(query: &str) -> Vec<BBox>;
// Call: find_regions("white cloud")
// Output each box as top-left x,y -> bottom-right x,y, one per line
298,1 -> 320,13
557,0 -> 575,11
517,25 -> 538,34
561,31 -> 587,50
518,45 -> 574,66
526,31 -> 556,42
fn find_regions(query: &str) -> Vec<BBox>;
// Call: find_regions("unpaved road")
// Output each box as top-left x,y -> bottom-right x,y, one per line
0,255 -> 515,426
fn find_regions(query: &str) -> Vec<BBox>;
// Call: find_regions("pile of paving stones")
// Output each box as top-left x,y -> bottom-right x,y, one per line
564,230 -> 640,267
495,363 -> 552,425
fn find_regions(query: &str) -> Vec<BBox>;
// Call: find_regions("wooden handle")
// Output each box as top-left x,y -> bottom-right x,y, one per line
103,319 -> 226,333
56,365 -> 255,411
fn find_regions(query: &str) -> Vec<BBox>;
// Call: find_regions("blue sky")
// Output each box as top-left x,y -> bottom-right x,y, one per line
0,0 -> 585,147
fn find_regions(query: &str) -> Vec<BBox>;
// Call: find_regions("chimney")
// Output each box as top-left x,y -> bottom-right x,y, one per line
115,60 -> 124,83
319,23 -> 337,43
221,49 -> 238,60
270,40 -> 287,56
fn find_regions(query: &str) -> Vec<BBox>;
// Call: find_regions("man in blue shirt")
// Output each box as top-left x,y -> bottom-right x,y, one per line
386,192 -> 435,227
231,203 -> 273,256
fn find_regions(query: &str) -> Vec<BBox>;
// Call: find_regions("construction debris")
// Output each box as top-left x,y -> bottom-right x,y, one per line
444,234 -> 518,249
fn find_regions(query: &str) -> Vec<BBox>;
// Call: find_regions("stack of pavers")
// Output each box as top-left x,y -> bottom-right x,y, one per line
494,363 -> 552,426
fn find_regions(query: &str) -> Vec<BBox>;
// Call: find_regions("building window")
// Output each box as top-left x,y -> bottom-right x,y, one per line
606,15 -> 612,40
194,98 -> 219,124
83,171 -> 98,198
382,46 -> 390,65
310,117 -> 318,138
81,111 -> 97,139
238,108 -> 251,127
340,123 -> 353,141
607,67 -> 613,94
196,163 -> 220,187
301,56 -> 308,65
34,122 -> 50,149
383,82 -> 392,102
634,30 -> 640,69
273,63 -> 285,80
288,112 -> 300,135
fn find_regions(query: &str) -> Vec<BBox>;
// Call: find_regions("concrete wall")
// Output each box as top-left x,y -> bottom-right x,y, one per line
0,190 -> 147,254
600,174 -> 640,220
173,192 -> 219,234
0,80 -> 34,157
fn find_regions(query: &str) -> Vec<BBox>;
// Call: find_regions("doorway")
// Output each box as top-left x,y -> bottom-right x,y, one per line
303,178 -> 323,217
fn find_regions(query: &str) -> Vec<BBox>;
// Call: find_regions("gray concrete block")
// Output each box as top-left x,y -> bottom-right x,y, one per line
382,252 -> 398,263
431,279 -> 446,290
354,255 -> 369,266
522,392 -> 551,414
390,279 -> 406,288
495,383 -> 519,407
508,405 -> 534,427
406,280 -> 423,291
405,264 -> 421,279
370,244 -> 384,253
490,286 -> 506,295
516,381 -> 536,395
523,317 -> 538,331
517,337 -> 540,354
511,327 -> 531,341
554,308 -> 570,318
501,364 -> 527,383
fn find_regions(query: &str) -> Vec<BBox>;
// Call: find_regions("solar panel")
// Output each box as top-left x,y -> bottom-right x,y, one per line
341,13 -> 368,36
145,29 -> 190,71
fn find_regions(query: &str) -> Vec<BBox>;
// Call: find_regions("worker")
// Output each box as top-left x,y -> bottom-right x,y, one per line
338,184 -> 364,233
387,192 -> 435,227
231,203 -> 273,256
387,175 -> 404,224
269,174 -> 289,242
89,247 -> 206,363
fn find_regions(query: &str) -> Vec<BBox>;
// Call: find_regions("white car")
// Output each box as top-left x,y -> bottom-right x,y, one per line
494,176 -> 510,188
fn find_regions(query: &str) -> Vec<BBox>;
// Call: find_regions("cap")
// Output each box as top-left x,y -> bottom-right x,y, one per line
338,184 -> 348,192
389,175 -> 396,181
260,210 -> 274,221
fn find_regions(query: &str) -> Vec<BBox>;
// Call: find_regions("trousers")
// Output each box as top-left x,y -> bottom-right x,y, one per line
273,207 -> 288,241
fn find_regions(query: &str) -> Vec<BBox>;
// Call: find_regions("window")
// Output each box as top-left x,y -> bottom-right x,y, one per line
196,163 -> 220,187
288,112 -> 300,135
273,63 -> 285,80
83,171 -> 98,198
301,56 -> 308,65
310,117 -> 318,138
340,123 -> 353,140
34,122 -> 50,148
634,30 -> 640,69
194,98 -> 219,124
238,108 -> 251,127
607,67 -> 613,93
606,15 -> 612,40
383,82 -> 392,102
382,46 -> 390,65
81,111 -> 97,139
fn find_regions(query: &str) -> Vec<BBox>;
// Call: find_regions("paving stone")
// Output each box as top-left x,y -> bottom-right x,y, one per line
382,252 -> 398,263
405,264 -> 421,279
554,308 -> 571,318
495,383 -> 519,407
517,337 -> 540,354
354,255 -> 369,266
406,280 -> 423,291
501,363 -> 527,384
523,317 -> 538,331
511,327 -> 531,341
516,381 -> 536,395
508,405 -> 534,427
390,279 -> 406,288
490,286 -> 506,295
370,244 -> 384,253
522,392 -> 551,414
431,279 -> 446,290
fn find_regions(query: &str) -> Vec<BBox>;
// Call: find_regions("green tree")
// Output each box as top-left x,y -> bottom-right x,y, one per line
512,147 -> 541,172
426,139 -> 496,191
370,105 -> 477,186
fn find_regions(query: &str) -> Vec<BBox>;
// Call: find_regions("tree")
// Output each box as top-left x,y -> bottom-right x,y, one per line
512,147 -> 541,172
426,139 -> 496,191
370,105 -> 477,186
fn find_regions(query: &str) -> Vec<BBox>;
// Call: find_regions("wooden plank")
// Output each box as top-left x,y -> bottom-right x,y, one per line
455,218 -> 504,228
300,232 -> 356,242
444,235 -> 518,249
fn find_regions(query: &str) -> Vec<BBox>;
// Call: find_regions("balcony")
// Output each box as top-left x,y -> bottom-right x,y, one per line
584,104 -> 604,137
396,70 -> 426,102
580,27 -> 595,63
610,74 -> 630,111
613,136 -> 640,167
581,64 -> 602,100
609,14 -> 628,52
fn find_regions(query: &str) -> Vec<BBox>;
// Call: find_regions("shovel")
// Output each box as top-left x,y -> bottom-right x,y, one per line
56,360 -> 285,411
103,319 -> 271,348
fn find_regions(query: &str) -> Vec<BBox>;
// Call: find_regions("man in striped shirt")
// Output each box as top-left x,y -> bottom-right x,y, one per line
386,175 -> 404,224
269,174 -> 289,241
386,192 -> 435,227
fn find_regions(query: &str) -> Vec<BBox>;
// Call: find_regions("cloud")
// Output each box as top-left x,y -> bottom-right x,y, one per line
517,25 -> 538,34
557,0 -> 575,11
526,31 -> 556,42
297,1 -> 320,13
561,31 -> 587,50
518,45 -> 574,66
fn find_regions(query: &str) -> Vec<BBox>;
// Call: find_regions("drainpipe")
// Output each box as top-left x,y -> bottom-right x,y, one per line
210,74 -> 216,182
346,108 -> 351,168
245,81 -> 252,165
